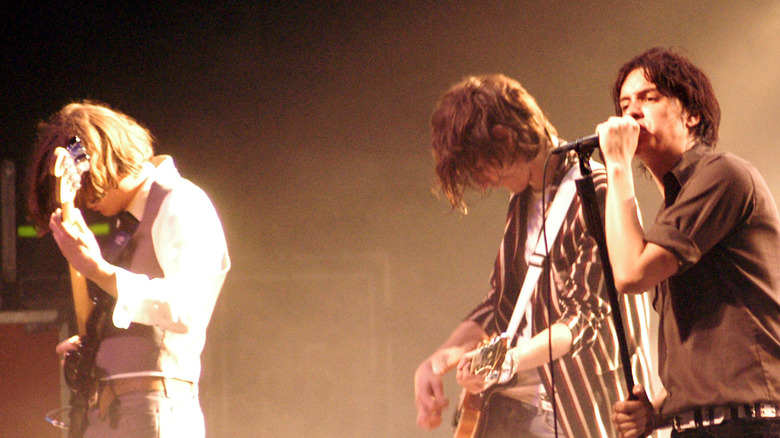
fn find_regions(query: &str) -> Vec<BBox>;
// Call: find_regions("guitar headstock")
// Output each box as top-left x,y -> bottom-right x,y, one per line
52,136 -> 90,207
470,333 -> 509,376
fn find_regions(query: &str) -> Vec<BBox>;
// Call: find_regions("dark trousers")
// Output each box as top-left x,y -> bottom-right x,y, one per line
672,418 -> 780,438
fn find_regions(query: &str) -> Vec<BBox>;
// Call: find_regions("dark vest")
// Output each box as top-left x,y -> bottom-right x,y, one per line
95,177 -> 173,378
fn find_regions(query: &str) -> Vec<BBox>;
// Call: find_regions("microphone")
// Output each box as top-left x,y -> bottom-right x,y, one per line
551,134 -> 599,155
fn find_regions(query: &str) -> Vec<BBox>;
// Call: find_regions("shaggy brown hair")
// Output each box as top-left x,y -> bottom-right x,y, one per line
430,74 -> 556,212
27,101 -> 154,232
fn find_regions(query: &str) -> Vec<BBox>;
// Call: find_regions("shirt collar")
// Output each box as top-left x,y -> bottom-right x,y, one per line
661,143 -> 709,206
124,156 -> 175,221
124,163 -> 153,222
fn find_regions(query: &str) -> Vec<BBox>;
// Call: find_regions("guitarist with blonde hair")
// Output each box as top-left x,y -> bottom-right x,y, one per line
27,101 -> 229,438
414,74 -> 656,438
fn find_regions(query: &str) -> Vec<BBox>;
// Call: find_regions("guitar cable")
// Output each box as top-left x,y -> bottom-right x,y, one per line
44,407 -> 70,430
540,150 -> 560,438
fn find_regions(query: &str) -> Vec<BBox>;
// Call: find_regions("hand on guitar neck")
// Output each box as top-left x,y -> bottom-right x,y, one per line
50,142 -> 118,304
51,142 -> 94,340
49,207 -> 115,293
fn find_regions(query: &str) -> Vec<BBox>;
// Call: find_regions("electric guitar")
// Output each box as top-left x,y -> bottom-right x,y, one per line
52,136 -> 93,337
452,334 -> 509,438
52,137 -> 141,437
51,136 -> 101,437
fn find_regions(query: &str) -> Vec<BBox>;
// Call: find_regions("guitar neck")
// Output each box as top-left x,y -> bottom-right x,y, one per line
60,200 -> 92,336
61,201 -> 75,224
51,143 -> 94,337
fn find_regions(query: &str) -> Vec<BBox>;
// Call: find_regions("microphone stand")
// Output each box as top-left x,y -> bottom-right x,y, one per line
574,149 -> 637,400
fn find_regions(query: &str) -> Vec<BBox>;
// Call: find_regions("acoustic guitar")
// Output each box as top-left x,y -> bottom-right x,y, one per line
452,334 -> 509,438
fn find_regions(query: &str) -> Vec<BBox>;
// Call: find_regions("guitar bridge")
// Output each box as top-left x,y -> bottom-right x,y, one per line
470,333 -> 509,375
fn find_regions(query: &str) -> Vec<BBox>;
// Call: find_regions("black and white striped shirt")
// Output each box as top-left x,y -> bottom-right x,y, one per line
467,155 -> 657,438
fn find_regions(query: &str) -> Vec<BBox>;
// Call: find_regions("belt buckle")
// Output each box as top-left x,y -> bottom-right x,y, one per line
760,404 -> 777,418
708,407 -> 727,426
673,411 -> 697,431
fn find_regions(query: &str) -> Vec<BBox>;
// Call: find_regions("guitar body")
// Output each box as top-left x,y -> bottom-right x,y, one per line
452,390 -> 486,438
451,335 -> 508,437
63,290 -> 115,438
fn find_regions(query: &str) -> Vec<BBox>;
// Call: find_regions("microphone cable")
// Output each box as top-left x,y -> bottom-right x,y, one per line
540,150 -> 559,438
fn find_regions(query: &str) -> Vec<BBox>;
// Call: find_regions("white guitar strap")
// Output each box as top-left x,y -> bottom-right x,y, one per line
502,159 -> 603,348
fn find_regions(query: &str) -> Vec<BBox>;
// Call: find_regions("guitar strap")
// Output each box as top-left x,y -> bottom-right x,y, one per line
87,211 -> 140,313
503,159 -> 604,347
102,211 -> 140,265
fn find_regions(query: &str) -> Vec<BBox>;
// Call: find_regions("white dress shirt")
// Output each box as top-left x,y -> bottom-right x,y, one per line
110,156 -> 230,382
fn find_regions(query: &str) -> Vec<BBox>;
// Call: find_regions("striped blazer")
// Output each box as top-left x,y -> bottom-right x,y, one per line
467,155 -> 656,438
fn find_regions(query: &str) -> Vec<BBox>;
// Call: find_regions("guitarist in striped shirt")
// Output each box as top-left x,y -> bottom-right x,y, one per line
414,74 -> 657,437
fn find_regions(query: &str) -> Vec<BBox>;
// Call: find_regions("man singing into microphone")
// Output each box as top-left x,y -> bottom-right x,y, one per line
414,73 -> 656,437
601,48 -> 780,437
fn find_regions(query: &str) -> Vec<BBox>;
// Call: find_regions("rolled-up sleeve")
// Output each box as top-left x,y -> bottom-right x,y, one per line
112,180 -> 229,333
558,214 -> 610,357
645,155 -> 753,274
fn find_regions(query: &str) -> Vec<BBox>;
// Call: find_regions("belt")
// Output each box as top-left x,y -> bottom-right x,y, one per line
673,403 -> 780,431
96,376 -> 195,420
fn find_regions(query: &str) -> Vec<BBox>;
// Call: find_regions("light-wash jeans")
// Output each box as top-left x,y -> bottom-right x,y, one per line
85,390 -> 204,438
